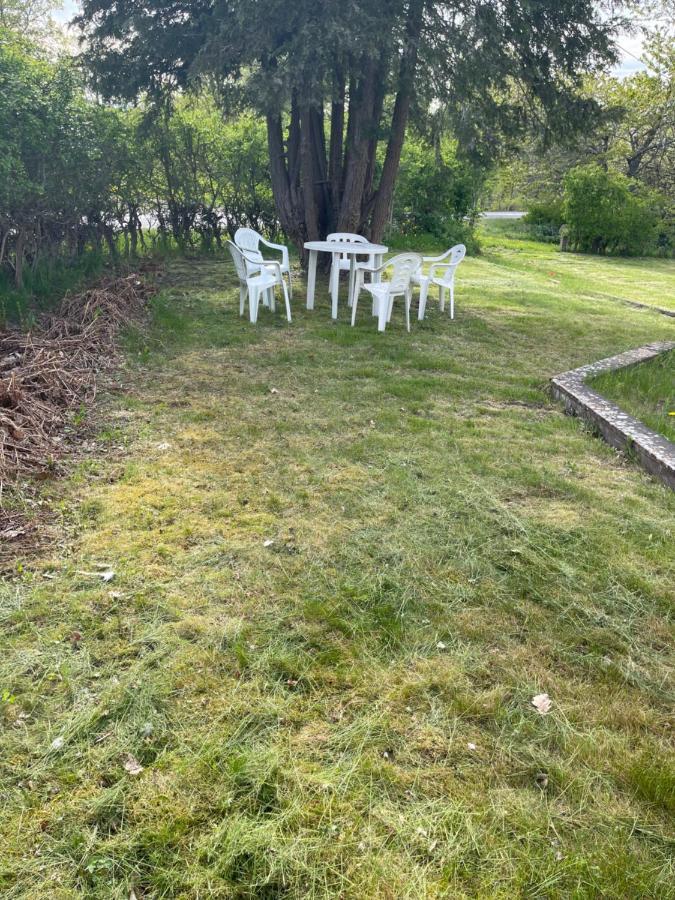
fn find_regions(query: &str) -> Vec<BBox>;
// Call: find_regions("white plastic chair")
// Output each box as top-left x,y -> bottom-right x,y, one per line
234,227 -> 293,299
327,233 -> 375,308
352,253 -> 422,332
227,241 -> 291,324
412,244 -> 466,320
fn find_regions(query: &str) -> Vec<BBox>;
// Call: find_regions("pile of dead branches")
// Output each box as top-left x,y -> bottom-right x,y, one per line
0,273 -> 154,494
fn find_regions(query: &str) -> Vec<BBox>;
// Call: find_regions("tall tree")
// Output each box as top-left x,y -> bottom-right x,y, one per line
77,0 -> 623,256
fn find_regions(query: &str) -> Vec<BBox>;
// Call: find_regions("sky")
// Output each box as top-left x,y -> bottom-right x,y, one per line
54,1 -> 648,78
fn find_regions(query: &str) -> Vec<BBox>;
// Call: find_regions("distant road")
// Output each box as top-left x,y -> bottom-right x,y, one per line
481,211 -> 526,219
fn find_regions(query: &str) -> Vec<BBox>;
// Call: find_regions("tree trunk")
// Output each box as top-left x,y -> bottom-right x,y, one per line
338,62 -> 381,232
266,110 -> 306,255
14,229 -> 26,290
369,0 -> 425,242
328,67 -> 346,232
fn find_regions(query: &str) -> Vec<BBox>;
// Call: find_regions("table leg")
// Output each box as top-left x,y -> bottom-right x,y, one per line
346,257 -> 357,315
330,253 -> 339,316
307,250 -> 318,310
371,254 -> 383,315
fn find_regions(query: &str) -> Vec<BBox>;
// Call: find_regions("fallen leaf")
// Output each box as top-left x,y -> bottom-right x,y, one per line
76,569 -> 116,582
263,539 -> 274,548
467,742 -> 477,751
123,754 -> 144,776
531,693 -> 552,715
50,736 -> 65,752
436,641 -> 447,650
269,387 -> 279,394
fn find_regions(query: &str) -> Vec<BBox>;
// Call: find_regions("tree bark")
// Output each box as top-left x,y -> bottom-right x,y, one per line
14,229 -> 26,290
369,0 -> 425,242
338,61 -> 380,232
328,67 -> 346,232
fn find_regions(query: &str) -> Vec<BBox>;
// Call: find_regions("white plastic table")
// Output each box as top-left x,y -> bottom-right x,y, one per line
304,239 -> 388,319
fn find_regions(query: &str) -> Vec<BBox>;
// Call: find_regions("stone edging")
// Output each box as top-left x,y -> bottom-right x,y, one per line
551,342 -> 675,490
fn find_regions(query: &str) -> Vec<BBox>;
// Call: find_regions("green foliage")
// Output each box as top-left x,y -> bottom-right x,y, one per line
524,201 -> 565,243
563,165 -> 661,256
78,0 -> 620,246
140,99 -> 275,250
0,28 -> 132,297
0,28 -> 277,317
390,136 -> 480,252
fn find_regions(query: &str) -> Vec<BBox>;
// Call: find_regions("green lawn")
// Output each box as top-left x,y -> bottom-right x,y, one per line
480,218 -> 675,313
1,237 -> 674,899
589,349 -> 675,443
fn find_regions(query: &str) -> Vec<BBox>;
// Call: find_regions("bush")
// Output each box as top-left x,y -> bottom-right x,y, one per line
390,135 -> 482,253
524,200 -> 565,242
562,165 -> 660,256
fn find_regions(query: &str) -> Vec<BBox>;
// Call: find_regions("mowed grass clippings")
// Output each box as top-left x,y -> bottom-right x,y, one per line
1,240 -> 674,899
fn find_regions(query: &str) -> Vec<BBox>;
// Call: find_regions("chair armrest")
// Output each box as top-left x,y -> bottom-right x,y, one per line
355,260 -> 388,276
261,260 -> 283,281
423,249 -> 453,264
428,262 -> 456,281
260,238 -> 290,268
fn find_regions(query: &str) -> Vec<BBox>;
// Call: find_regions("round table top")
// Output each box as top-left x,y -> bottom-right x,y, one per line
304,239 -> 388,255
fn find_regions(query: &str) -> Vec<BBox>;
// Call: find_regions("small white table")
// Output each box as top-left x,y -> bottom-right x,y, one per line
304,239 -> 388,319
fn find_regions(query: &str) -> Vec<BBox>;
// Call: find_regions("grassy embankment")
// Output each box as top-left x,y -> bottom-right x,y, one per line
1,225 -> 674,898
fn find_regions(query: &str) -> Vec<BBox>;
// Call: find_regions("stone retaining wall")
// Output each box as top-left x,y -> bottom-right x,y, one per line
551,342 -> 675,490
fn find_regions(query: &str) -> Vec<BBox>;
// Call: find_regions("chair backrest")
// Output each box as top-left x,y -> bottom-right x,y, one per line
227,240 -> 249,284
448,244 -> 466,267
234,227 -> 264,264
385,253 -> 423,294
327,232 -> 369,263
435,244 -> 466,286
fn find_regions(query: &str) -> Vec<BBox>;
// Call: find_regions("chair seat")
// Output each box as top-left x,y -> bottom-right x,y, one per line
249,261 -> 290,275
362,282 -> 394,299
412,271 -> 452,288
249,270 -> 277,288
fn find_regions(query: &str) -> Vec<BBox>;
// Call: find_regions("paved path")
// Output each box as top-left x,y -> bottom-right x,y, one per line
481,211 -> 526,219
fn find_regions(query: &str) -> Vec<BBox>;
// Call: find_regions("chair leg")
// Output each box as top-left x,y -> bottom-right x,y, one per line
239,285 -> 247,317
351,289 -> 359,327
282,280 -> 291,323
439,286 -> 446,312
405,291 -> 411,333
418,279 -> 430,320
249,286 -> 259,323
287,268 -> 293,299
377,294 -> 390,332
450,282 -> 455,319
269,286 -> 276,313
347,259 -> 357,311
